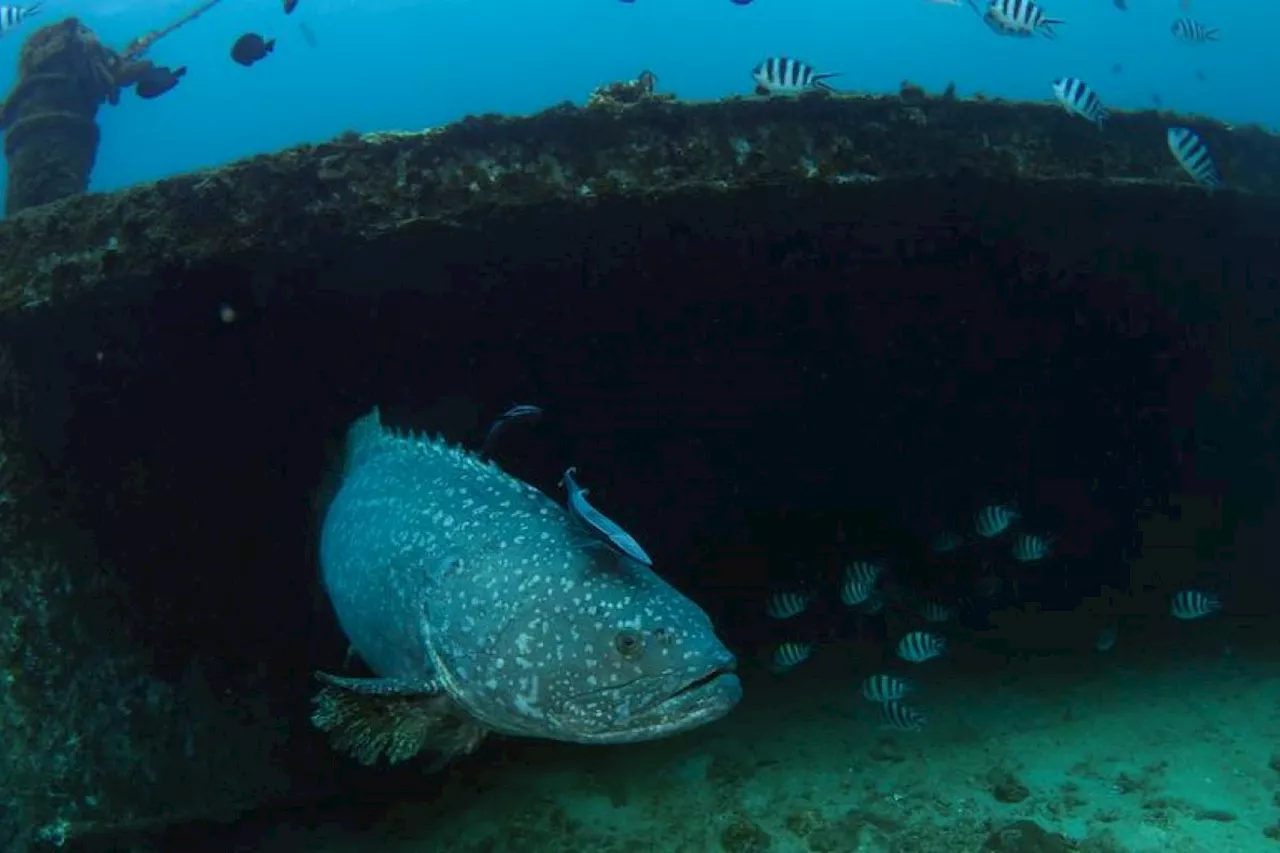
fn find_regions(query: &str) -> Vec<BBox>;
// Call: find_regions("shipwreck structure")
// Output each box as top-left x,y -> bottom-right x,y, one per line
0,1 -> 222,216
0,89 -> 1278,850
0,19 -> 134,216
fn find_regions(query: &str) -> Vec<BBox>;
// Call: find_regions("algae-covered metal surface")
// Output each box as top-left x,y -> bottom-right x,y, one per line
0,90 -> 1276,313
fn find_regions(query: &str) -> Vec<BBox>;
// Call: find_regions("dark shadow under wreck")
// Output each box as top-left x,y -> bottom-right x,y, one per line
0,89 -> 1278,850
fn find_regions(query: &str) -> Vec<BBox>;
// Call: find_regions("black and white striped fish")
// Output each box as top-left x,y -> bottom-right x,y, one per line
859,592 -> 886,616
929,530 -> 964,554
918,599 -> 955,623
1170,17 -> 1218,43
860,673 -> 913,703
562,467 -> 653,566
1167,127 -> 1221,188
1052,77 -> 1108,128
896,630 -> 946,663
766,589 -> 812,620
771,641 -> 813,671
839,560 -> 884,606
974,503 -> 1018,538
751,57 -> 840,96
1170,589 -> 1221,620
880,700 -> 927,731
1011,531 -> 1052,562
983,0 -> 1062,38
0,3 -> 39,36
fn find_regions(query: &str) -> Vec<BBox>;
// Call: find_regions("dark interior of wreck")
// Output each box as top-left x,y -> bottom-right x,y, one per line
4,177 -> 1280,848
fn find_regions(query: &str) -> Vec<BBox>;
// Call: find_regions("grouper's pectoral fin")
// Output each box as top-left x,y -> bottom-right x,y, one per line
310,670 -> 488,766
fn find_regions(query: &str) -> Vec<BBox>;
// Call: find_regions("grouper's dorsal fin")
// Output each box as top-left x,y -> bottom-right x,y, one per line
342,407 -> 394,475
344,408 -> 553,511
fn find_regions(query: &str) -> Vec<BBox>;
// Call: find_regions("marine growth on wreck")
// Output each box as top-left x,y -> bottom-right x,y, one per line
0,1 -> 1278,852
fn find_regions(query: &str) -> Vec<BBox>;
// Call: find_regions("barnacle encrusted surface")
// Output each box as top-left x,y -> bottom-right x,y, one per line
0,90 -> 1276,314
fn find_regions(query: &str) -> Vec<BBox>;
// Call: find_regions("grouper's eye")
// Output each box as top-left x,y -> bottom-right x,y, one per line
614,630 -> 645,659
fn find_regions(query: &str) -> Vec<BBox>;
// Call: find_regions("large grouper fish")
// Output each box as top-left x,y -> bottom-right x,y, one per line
312,408 -> 743,765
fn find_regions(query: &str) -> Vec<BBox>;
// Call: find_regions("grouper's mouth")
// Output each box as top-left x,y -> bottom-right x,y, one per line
670,662 -> 738,699
558,660 -> 743,744
648,660 -> 742,726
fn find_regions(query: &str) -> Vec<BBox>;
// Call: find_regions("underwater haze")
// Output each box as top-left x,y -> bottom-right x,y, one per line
0,0 -> 1272,200
8,1 -> 1280,851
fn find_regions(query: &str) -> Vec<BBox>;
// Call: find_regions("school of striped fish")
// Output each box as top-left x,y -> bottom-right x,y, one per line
765,500 -> 1223,732
742,1 -> 1229,190
482,406 -> 1224,736
0,0 -> 1234,189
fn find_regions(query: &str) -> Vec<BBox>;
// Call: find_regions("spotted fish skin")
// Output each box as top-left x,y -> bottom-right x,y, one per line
317,408 -> 742,762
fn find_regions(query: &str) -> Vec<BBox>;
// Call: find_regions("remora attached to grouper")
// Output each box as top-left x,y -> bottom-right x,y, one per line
313,408 -> 743,765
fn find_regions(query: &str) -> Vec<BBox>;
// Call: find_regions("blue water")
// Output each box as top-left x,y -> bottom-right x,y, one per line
0,0 -> 1273,200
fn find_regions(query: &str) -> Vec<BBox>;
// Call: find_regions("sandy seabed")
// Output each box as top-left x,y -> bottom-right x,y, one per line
239,625 -> 1280,853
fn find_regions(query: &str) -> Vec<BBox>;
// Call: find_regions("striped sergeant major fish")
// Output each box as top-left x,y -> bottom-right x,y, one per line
918,599 -> 955,623
859,592 -> 886,616
1011,531 -> 1052,562
974,503 -> 1018,539
765,589 -> 812,620
770,641 -> 813,672
1170,589 -> 1221,620
1170,17 -> 1218,43
896,630 -> 946,663
880,700 -> 927,732
1167,127 -> 1221,189
929,530 -> 964,555
982,0 -> 1063,38
1052,78 -> 1108,129
752,57 -> 840,96
839,560 -> 885,607
860,674 -> 913,703
562,467 -> 654,566
0,2 -> 39,36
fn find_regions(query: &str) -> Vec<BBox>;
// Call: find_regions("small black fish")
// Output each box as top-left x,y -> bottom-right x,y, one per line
1111,62 -> 1123,74
135,65 -> 186,100
283,0 -> 299,12
1112,0 -> 1126,9
298,21 -> 317,48
231,33 -> 275,67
